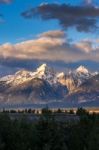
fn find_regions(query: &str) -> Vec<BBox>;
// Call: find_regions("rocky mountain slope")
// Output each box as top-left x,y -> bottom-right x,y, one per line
65,74 -> 99,104
0,64 -> 67,104
0,64 -> 98,106
57,66 -> 92,93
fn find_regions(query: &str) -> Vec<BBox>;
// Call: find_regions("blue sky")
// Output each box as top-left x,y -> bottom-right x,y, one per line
0,0 -> 99,75
0,0 -> 62,43
0,0 -> 98,44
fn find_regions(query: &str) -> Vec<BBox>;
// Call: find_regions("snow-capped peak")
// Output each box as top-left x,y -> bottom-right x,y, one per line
37,63 -> 47,73
0,75 -> 14,82
36,63 -> 55,77
76,66 -> 89,74
92,71 -> 99,76
57,72 -> 65,79
15,69 -> 32,77
33,64 -> 56,84
0,64 -> 97,88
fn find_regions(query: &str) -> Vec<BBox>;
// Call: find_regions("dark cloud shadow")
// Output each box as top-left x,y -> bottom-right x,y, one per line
21,3 -> 99,32
0,57 -> 98,76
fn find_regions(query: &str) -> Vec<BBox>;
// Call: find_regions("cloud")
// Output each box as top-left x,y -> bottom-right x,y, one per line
21,3 -> 99,32
39,30 -> 65,39
84,0 -> 92,5
75,39 -> 93,53
0,30 -> 98,75
0,30 -> 98,63
0,0 -> 12,4
0,58 -> 99,77
0,30 -> 66,60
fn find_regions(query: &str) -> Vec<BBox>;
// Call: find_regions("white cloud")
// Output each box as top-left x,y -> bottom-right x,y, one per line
75,39 -> 93,53
0,30 -> 98,62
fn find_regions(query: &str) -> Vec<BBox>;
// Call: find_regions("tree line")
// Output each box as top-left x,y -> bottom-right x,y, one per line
0,108 -> 98,150
1,107 -> 89,115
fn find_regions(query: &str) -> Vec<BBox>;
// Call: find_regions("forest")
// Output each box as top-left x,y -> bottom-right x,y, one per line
0,108 -> 98,150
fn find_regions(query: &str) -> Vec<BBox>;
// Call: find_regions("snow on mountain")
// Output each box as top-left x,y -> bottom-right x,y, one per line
74,66 -> 93,86
57,72 -> 65,79
76,65 -> 89,74
56,66 -> 92,92
15,69 -> 32,78
0,75 -> 14,82
75,65 -> 91,79
32,64 -> 57,84
92,71 -> 99,76
0,69 -> 33,85
0,64 -> 57,86
57,65 -> 92,93
0,64 -> 98,88
0,64 -> 99,105
56,72 -> 66,86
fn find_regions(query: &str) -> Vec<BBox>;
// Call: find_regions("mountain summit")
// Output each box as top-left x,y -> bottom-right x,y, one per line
0,64 -> 98,107
32,64 -> 56,84
76,66 -> 89,74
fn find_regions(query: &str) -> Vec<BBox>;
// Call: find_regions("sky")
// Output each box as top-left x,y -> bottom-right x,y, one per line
0,0 -> 99,75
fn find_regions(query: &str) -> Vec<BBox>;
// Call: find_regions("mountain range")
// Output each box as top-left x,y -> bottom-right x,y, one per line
0,64 -> 99,108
